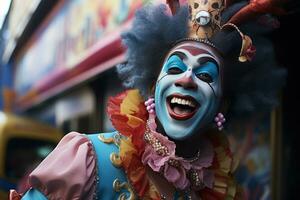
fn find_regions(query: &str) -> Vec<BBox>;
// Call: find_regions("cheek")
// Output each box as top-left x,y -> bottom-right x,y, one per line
195,79 -> 221,102
211,77 -> 222,97
156,74 -> 181,92
198,73 -> 222,98
197,81 -> 214,99
156,71 -> 166,82
155,75 -> 171,105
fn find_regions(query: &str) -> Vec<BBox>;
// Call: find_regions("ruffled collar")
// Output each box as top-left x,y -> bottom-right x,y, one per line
142,114 -> 215,191
107,89 -> 242,200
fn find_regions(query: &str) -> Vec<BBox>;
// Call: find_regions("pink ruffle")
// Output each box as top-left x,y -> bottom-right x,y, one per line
142,128 -> 215,190
28,132 -> 97,200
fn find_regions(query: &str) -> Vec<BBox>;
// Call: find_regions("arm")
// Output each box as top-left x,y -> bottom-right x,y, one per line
10,132 -> 97,200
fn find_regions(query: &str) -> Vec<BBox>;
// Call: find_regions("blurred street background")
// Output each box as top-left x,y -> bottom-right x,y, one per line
0,0 -> 299,199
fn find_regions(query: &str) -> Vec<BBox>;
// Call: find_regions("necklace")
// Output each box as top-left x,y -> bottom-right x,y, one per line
107,89 -> 240,200
184,150 -> 201,163
142,121 -> 215,191
144,122 -> 201,162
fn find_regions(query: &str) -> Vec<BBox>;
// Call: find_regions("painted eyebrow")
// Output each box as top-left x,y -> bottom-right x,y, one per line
169,51 -> 186,60
177,45 -> 213,56
197,57 -> 219,71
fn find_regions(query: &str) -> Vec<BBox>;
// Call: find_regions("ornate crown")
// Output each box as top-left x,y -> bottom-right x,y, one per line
188,0 -> 225,39
167,0 -> 283,62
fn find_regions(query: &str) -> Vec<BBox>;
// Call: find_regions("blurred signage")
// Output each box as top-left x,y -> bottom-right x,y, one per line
0,63 -> 14,112
8,0 -> 41,39
14,0 -> 153,98
2,0 -> 42,62
55,87 -> 95,125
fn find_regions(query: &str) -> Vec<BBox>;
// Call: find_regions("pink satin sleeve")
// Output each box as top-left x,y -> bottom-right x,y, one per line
27,132 -> 97,199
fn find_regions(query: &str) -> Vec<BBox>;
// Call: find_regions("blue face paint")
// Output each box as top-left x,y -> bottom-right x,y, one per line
162,55 -> 187,74
194,62 -> 218,82
155,47 -> 223,140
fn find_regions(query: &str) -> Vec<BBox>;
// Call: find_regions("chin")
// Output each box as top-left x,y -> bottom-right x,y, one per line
159,96 -> 215,140
165,129 -> 193,140
163,119 -> 204,141
155,90 -> 218,140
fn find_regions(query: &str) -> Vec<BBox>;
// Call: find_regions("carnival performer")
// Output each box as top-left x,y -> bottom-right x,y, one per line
10,0 -> 286,199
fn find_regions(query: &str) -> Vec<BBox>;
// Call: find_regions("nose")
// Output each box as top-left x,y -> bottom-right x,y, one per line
175,75 -> 198,90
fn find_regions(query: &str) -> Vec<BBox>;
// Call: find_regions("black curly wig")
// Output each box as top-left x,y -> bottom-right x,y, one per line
117,2 -> 286,120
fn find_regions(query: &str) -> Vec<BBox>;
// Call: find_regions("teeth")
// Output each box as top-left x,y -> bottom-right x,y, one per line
170,97 -> 196,107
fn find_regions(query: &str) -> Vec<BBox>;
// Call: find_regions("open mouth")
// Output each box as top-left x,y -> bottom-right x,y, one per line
166,94 -> 200,120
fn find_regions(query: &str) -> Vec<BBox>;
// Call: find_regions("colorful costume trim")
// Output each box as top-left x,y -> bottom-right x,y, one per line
107,89 -> 243,199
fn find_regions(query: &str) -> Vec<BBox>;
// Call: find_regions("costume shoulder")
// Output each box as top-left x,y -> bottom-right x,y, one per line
10,131 -> 130,200
21,132 -> 97,199
10,89 -> 148,200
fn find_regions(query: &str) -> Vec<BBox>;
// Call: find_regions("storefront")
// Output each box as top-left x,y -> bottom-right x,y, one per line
7,0 -> 159,132
0,0 -> 298,199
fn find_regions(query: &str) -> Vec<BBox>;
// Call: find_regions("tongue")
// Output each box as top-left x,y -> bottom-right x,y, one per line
173,106 -> 192,115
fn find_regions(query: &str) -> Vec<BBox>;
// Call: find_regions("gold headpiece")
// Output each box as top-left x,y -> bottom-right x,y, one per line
188,0 -> 225,39
189,0 -> 256,62
167,0 -> 257,62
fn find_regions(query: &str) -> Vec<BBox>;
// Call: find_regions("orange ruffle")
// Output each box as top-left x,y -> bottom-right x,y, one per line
108,90 -> 160,199
200,131 -> 243,200
107,89 -> 148,153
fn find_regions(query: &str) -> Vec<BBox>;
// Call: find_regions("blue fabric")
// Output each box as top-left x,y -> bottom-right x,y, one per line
20,132 -> 187,199
22,189 -> 47,200
87,132 -> 129,200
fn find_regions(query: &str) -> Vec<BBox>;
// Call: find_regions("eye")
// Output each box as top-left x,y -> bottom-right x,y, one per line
167,67 -> 184,74
196,73 -> 213,83
211,2 -> 220,9
194,2 -> 199,9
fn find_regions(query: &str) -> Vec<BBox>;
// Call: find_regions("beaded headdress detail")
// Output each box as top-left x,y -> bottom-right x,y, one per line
188,0 -> 225,39
167,0 -> 284,62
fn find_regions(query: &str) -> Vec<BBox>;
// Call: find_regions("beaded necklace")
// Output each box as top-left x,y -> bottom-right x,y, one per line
142,119 -> 215,192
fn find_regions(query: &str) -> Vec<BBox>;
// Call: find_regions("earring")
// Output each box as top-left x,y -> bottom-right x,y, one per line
145,97 -> 155,114
145,97 -> 157,131
214,113 -> 226,131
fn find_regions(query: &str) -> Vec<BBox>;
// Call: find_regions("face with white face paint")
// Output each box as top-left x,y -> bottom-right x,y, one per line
154,41 -> 223,140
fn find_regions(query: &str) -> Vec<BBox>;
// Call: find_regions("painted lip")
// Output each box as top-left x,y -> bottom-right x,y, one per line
166,93 -> 200,120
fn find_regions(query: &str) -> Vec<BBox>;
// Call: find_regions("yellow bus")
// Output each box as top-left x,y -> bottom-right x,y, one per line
0,112 -> 63,199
